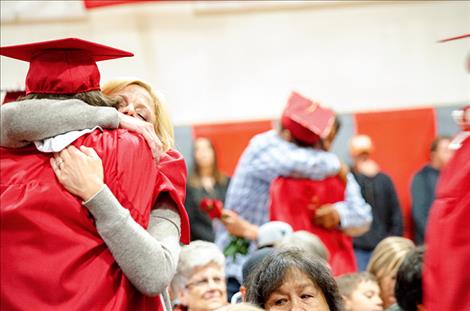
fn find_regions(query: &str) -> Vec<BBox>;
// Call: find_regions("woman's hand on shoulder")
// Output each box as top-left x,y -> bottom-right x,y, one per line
50,145 -> 104,202
118,112 -> 162,162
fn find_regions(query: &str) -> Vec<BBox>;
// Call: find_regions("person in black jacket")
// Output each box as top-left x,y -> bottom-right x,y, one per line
349,135 -> 403,271
410,136 -> 452,245
185,137 -> 230,242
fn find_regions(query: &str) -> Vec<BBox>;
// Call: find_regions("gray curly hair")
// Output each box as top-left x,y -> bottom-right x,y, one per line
170,240 -> 225,293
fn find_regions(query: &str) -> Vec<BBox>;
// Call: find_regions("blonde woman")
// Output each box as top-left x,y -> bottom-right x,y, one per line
366,237 -> 415,309
0,78 -> 190,310
102,78 -> 175,152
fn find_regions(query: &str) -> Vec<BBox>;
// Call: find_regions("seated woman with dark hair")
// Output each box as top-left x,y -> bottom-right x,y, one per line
186,137 -> 230,242
245,249 -> 343,311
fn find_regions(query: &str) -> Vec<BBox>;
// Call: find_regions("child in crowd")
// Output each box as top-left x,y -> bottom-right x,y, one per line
366,237 -> 415,308
337,272 -> 384,311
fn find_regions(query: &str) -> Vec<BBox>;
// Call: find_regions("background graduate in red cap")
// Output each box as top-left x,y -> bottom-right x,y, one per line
269,92 -> 372,276
0,38 -> 189,311
215,91 -> 372,298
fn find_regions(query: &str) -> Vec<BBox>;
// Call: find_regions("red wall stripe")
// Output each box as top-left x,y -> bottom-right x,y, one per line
354,108 -> 436,239
193,120 -> 273,176
192,108 -> 437,240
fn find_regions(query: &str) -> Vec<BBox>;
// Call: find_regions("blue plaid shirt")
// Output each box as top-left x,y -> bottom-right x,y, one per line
216,130 -> 372,283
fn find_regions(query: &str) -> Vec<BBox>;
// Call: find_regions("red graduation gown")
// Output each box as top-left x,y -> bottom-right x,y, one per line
0,129 -> 190,311
269,176 -> 357,275
424,134 -> 470,310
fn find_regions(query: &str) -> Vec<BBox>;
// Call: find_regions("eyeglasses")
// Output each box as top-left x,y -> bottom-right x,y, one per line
185,275 -> 225,289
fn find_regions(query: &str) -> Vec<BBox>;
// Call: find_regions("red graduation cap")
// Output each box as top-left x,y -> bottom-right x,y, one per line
0,38 -> 133,95
281,92 -> 335,145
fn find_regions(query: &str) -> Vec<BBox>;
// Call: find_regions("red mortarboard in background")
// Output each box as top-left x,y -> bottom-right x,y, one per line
438,33 -> 470,130
437,33 -> 470,43
1,90 -> 26,105
281,92 -> 335,145
0,38 -> 133,95
437,33 -> 470,73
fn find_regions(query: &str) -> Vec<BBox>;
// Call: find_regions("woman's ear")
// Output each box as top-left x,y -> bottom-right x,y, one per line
178,289 -> 188,307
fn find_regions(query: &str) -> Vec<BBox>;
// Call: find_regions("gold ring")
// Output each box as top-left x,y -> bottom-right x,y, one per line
56,158 -> 64,166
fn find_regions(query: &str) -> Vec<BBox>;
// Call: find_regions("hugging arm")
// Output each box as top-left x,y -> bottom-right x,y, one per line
251,141 -> 341,182
0,98 -> 160,158
51,145 -> 181,296
333,173 -> 372,236
0,99 -> 119,147
85,187 -> 181,296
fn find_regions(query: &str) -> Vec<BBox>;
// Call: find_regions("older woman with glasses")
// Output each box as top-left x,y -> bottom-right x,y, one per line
171,240 -> 229,311
245,249 -> 343,311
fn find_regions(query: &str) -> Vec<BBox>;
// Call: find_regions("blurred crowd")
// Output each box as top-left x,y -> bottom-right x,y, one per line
179,115 -> 449,311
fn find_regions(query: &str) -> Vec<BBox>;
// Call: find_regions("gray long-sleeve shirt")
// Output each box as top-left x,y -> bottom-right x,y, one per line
1,99 -> 119,147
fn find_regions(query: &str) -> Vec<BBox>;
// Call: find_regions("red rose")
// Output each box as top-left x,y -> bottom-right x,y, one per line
200,197 -> 224,219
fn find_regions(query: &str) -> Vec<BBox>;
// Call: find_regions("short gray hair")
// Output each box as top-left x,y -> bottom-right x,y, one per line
171,240 -> 225,293
276,230 -> 329,262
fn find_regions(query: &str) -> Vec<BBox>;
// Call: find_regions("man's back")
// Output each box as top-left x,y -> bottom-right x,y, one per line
1,129 -> 160,310
224,130 -> 340,226
223,130 -> 279,226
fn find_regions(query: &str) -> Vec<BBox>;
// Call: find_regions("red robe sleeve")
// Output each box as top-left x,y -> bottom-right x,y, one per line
424,135 -> 470,310
154,149 -> 191,244
103,129 -> 160,228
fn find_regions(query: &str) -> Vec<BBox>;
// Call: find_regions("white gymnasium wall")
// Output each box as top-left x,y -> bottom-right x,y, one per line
1,1 -> 469,125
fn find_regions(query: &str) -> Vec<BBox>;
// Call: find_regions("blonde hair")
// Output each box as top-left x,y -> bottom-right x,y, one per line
366,237 -> 415,279
101,78 -> 174,152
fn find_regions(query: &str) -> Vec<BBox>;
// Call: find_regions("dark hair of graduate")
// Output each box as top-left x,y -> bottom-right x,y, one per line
19,90 -> 122,108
